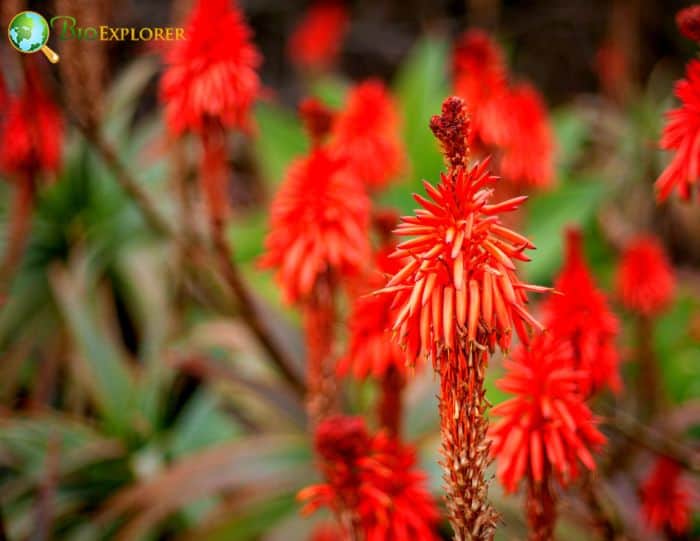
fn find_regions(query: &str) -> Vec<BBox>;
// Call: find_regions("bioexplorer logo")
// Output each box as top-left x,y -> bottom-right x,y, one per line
7,11 -> 186,64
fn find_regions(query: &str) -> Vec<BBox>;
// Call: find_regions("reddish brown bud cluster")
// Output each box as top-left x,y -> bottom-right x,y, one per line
299,97 -> 335,145
430,96 -> 470,170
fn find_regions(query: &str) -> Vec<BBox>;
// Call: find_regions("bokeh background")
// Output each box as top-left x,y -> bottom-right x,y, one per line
1,1 -> 699,540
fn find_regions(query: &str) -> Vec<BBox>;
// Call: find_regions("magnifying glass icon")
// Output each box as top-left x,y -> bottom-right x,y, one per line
8,11 -> 60,64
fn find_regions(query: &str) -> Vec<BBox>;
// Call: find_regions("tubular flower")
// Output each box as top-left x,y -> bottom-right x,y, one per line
0,68 -> 63,178
677,5 -> 700,42
656,60 -> 700,201
452,29 -> 508,148
490,334 -> 606,493
542,229 -> 621,396
288,1 -> 348,72
260,148 -> 370,304
616,235 -> 675,317
376,96 -> 549,539
298,416 -> 440,541
486,84 -> 555,189
641,457 -> 694,535
330,80 -> 405,189
160,0 -> 261,135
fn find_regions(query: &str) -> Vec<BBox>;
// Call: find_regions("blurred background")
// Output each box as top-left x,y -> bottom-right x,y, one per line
0,0 -> 699,540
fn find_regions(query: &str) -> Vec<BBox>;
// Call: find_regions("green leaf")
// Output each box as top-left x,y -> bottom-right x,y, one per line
524,178 -> 607,284
253,103 -> 308,185
48,261 -> 136,437
381,36 -> 448,212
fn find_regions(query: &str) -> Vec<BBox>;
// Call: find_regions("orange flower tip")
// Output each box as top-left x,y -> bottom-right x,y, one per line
299,97 -> 335,144
677,5 -> 700,42
430,96 -> 470,169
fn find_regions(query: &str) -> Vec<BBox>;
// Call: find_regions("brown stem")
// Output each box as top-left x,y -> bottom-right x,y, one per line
580,471 -> 625,541
303,275 -> 338,426
210,219 -> 306,394
604,407 -> 700,474
378,366 -> 404,437
440,347 -> 497,541
636,314 -> 663,420
0,176 -> 34,289
74,120 -> 174,237
526,472 -> 557,541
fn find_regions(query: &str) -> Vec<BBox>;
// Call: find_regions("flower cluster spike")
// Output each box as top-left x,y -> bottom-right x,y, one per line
656,60 -> 700,201
298,415 -> 440,541
542,229 -> 621,396
640,457 -> 694,535
383,97 -> 547,366
0,66 -> 63,178
288,1 -> 349,72
452,29 -> 555,189
376,96 -> 549,540
331,79 -> 406,189
160,0 -> 261,135
616,235 -> 675,317
490,334 -> 606,493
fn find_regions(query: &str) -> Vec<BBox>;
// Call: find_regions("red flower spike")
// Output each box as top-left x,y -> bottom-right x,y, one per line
485,84 -> 556,189
376,96 -> 549,539
288,1 -> 349,72
490,333 -> 606,493
616,235 -> 675,317
261,145 -> 370,304
677,5 -> 700,42
330,80 -> 405,189
641,457 -> 694,535
542,229 -> 621,396
381,98 -> 546,364
452,29 -> 508,148
299,416 -> 440,541
656,60 -> 700,202
0,67 -> 63,178
160,0 -> 261,135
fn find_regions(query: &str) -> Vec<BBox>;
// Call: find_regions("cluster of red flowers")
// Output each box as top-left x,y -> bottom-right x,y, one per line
490,333 -> 606,492
542,229 -> 621,395
640,457 -> 695,535
160,0 -> 261,222
0,66 -> 63,179
261,79 -> 404,304
452,29 -> 555,189
298,416 -> 440,541
288,1 -> 349,72
160,0 -> 261,135
331,80 -> 405,189
616,235 -> 675,317
656,59 -> 700,202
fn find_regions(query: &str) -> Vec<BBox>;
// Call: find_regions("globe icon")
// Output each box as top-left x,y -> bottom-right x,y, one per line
8,11 -> 49,53
8,11 -> 59,63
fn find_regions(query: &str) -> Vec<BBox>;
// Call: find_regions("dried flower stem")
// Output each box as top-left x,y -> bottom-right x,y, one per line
440,347 -> 497,541
303,275 -> 339,425
211,219 -> 306,394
